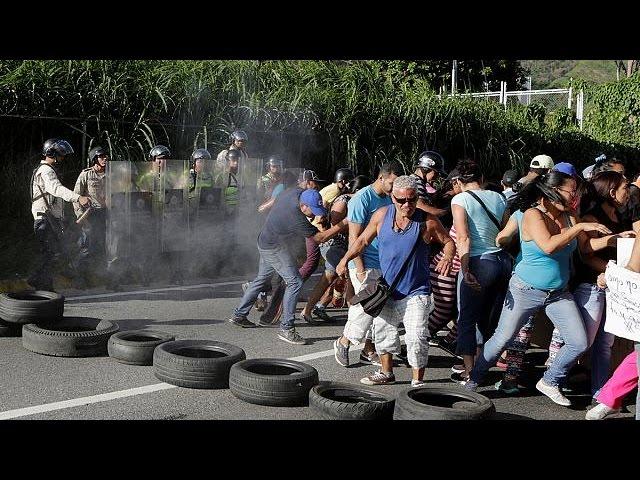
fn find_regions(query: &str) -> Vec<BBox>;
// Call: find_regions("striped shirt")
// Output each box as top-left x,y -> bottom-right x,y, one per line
430,226 -> 461,273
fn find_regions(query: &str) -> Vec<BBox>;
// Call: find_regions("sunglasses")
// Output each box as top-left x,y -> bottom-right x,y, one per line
393,195 -> 418,205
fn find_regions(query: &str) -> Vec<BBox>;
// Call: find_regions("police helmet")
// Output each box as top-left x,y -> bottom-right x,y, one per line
267,155 -> 284,167
43,138 -> 74,158
334,168 -> 355,183
149,145 -> 171,160
226,149 -> 241,161
415,150 -> 446,176
88,146 -> 108,164
229,130 -> 248,143
191,148 -> 211,162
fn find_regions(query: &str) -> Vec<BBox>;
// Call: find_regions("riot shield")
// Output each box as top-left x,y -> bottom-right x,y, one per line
105,160 -> 133,272
160,160 -> 189,253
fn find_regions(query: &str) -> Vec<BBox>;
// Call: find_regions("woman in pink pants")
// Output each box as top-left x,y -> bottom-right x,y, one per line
586,350 -> 638,419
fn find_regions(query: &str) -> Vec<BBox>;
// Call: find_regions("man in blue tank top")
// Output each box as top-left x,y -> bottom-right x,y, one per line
336,175 -> 456,386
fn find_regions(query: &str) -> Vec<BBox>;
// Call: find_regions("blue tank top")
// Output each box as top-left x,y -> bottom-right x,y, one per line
378,206 -> 430,300
514,211 -> 577,290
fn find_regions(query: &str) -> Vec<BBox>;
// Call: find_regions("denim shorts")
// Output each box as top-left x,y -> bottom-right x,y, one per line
320,243 -> 347,273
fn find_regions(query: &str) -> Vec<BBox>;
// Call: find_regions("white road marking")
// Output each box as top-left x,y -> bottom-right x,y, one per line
65,273 -> 322,301
0,334 -> 382,420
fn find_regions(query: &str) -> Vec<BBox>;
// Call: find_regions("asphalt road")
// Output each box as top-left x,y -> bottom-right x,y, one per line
0,274 -> 636,421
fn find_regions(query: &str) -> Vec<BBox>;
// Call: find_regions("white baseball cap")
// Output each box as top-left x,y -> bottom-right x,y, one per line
530,154 -> 554,169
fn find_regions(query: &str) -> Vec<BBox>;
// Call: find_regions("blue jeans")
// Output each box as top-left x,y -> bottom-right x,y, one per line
573,282 -> 614,396
234,244 -> 303,330
470,274 -> 588,387
456,250 -> 512,356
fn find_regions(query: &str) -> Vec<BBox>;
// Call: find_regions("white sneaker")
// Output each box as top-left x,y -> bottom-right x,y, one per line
535,379 -> 571,407
585,402 -> 621,420
411,379 -> 426,387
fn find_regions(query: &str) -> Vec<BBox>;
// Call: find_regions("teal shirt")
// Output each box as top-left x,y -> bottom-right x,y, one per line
346,185 -> 392,270
451,190 -> 507,258
514,211 -> 577,290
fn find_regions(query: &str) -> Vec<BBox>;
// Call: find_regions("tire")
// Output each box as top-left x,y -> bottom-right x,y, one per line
22,317 -> 119,357
393,386 -> 495,420
0,319 -> 21,337
229,358 -> 319,407
309,381 -> 395,420
153,340 -> 246,389
108,330 -> 175,366
0,291 -> 64,324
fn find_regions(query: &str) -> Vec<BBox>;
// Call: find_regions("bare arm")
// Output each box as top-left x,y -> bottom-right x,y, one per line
424,216 -> 456,276
496,215 -> 519,248
330,200 -> 348,226
417,198 -> 446,217
336,208 -> 386,277
349,221 -> 366,274
577,213 -> 636,255
452,204 -> 471,274
522,209 -> 610,255
73,172 -> 88,218
626,235 -> 640,272
313,218 -> 349,244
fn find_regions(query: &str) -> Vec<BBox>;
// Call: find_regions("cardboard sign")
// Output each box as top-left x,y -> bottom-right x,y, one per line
617,237 -> 636,268
604,261 -> 640,342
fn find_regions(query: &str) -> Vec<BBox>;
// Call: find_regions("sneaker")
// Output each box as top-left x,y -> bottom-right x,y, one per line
333,338 -> 350,367
535,378 -> 571,407
257,319 -> 279,328
428,338 -> 440,347
359,350 -> 382,366
463,379 -> 479,391
301,312 -> 320,325
450,372 -> 469,384
495,379 -> 521,395
360,370 -> 396,386
227,316 -> 256,328
451,364 -> 466,374
411,379 -> 426,387
277,328 -> 307,345
312,305 -> 332,322
585,402 -> 621,420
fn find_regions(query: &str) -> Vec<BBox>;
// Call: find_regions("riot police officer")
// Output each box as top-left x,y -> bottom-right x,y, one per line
216,130 -> 249,169
215,149 -> 241,216
257,155 -> 284,213
73,146 -> 109,285
189,148 -> 214,193
29,139 -> 91,291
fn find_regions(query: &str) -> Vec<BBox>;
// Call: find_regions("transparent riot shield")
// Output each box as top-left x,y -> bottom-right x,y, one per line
105,160 -> 133,276
160,159 -> 189,253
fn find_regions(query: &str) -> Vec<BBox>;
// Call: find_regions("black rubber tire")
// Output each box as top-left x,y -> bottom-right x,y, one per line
22,317 -> 119,357
229,358 -> 319,407
393,386 -> 495,420
0,319 -> 21,337
0,291 -> 64,324
108,330 -> 175,366
153,340 -> 246,389
309,381 -> 395,420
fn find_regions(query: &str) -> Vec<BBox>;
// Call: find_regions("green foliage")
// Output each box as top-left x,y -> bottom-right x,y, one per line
571,73 -> 640,148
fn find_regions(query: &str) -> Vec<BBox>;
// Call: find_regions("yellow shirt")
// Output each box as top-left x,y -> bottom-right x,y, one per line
319,183 -> 341,209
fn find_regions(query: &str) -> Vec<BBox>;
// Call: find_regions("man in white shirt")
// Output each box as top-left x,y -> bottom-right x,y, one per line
29,139 -> 91,291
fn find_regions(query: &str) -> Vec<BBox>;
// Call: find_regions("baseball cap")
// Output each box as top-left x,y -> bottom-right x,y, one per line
501,169 -> 519,186
445,168 -> 460,182
530,154 -> 554,169
299,169 -> 326,183
582,164 -> 596,180
553,162 -> 578,178
300,189 -> 327,216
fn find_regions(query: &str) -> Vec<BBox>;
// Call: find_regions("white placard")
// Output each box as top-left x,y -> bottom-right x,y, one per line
604,261 -> 640,342
617,238 -> 636,268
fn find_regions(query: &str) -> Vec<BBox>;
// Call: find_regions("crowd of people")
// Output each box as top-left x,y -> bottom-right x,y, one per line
27,134 -> 640,419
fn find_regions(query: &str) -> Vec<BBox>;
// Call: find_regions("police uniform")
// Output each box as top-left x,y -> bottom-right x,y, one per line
74,166 -> 107,279
29,161 -> 81,290
215,170 -> 239,217
216,146 -> 248,169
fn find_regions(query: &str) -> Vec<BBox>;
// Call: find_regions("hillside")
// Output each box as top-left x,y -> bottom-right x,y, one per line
521,60 -> 618,89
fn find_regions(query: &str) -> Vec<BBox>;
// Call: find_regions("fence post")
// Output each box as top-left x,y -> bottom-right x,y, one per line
568,86 -> 573,109
500,81 -> 507,109
577,90 -> 584,131
203,125 -> 207,150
